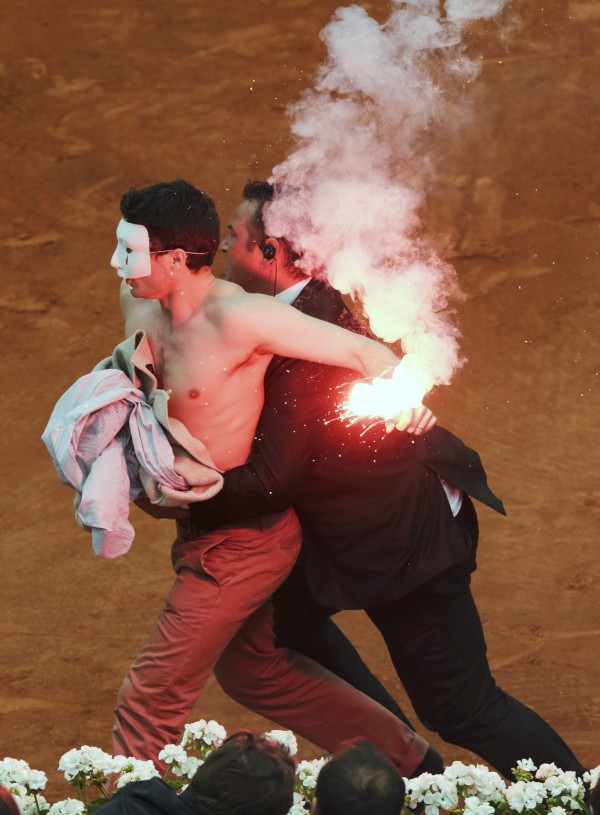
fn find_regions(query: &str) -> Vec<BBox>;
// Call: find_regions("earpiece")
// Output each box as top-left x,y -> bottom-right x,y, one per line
260,240 -> 276,260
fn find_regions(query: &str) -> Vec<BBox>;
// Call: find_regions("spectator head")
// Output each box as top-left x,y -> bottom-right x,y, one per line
313,741 -> 405,815
0,787 -> 20,815
189,731 -> 296,815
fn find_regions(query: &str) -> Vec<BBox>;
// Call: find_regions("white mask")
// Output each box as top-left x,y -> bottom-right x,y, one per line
110,219 -> 152,279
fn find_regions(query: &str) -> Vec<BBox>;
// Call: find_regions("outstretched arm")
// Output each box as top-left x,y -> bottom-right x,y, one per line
232,293 -> 399,380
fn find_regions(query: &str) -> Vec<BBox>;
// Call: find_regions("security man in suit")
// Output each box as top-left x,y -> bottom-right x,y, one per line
192,181 -> 584,779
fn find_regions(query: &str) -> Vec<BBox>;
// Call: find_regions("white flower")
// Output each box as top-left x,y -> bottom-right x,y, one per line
516,759 -> 537,773
5,784 -> 28,800
25,770 -> 48,791
443,762 -> 505,803
535,763 -> 560,780
444,762 -> 479,790
180,719 -> 209,746
0,758 -> 32,786
47,800 -> 86,815
522,781 -> 546,810
180,719 -> 227,751
168,753 -> 203,780
544,770 -> 582,800
114,759 -> 160,788
295,758 -> 328,791
57,746 -> 114,782
423,789 -> 446,815
15,795 -> 46,815
5,785 -> 48,815
57,750 -> 81,782
471,769 -> 507,803
287,791 -> 309,815
287,796 -> 309,815
203,720 -> 227,746
505,780 -> 546,812
434,778 -> 459,811
505,781 -> 527,813
295,761 -> 318,790
405,773 -> 439,808
583,766 -> 600,791
463,795 -> 495,815
404,774 -> 458,814
158,744 -> 188,767
180,756 -> 203,781
110,755 -> 132,774
548,807 -> 568,815
265,731 -> 298,757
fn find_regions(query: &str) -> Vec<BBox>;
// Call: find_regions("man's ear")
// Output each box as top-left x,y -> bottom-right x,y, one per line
170,248 -> 189,267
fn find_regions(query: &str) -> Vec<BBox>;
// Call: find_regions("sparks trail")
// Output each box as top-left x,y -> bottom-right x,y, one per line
324,408 -> 385,438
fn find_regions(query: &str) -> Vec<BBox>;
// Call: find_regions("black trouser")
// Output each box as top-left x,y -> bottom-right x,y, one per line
273,500 -> 584,778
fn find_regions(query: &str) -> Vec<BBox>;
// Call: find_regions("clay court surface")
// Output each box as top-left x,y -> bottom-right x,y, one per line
1,0 -> 598,796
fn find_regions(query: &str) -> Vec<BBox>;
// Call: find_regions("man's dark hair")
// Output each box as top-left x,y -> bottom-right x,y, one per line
188,731 -> 295,815
119,179 -> 220,270
242,180 -> 301,265
315,741 -> 405,815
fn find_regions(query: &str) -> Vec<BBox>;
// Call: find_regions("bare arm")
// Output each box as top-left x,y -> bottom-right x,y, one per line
232,293 -> 399,379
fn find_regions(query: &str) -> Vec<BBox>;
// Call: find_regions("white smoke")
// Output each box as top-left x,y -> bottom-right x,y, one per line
266,0 -> 509,397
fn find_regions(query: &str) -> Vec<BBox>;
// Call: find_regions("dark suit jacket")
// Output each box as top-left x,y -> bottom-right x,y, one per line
96,780 -> 196,815
193,279 -> 504,608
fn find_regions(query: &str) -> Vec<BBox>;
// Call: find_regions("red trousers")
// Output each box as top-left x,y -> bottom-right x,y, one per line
112,509 -> 427,775
215,600 -> 428,775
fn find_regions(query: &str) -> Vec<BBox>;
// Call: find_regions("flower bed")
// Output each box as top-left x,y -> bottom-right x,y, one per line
1,720 -> 597,815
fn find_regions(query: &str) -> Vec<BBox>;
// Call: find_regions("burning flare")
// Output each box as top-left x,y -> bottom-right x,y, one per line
347,355 -> 430,420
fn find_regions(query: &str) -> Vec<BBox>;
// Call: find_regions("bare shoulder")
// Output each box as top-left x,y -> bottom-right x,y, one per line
204,280 -> 277,323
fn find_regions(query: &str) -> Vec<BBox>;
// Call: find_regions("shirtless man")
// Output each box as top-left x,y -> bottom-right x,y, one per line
111,178 -> 436,775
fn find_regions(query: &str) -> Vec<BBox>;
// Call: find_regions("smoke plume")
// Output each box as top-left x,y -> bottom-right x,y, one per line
266,0 -> 509,399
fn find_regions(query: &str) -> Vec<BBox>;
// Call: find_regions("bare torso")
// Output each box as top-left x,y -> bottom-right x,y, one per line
121,269 -> 400,471
123,278 -> 273,470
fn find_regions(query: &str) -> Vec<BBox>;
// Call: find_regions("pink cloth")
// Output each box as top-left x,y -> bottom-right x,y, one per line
42,367 -> 223,558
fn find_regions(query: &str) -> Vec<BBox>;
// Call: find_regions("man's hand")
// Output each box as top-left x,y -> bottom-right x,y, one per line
385,405 -> 437,435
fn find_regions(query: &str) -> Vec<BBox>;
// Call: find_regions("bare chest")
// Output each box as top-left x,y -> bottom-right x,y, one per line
144,320 -> 268,447
147,321 -> 238,397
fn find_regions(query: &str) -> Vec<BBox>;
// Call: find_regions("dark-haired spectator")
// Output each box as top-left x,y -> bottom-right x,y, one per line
313,741 -> 405,815
0,788 -> 20,815
99,731 -> 295,815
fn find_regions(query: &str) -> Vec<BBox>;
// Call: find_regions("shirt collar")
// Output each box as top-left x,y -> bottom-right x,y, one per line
275,278 -> 311,305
